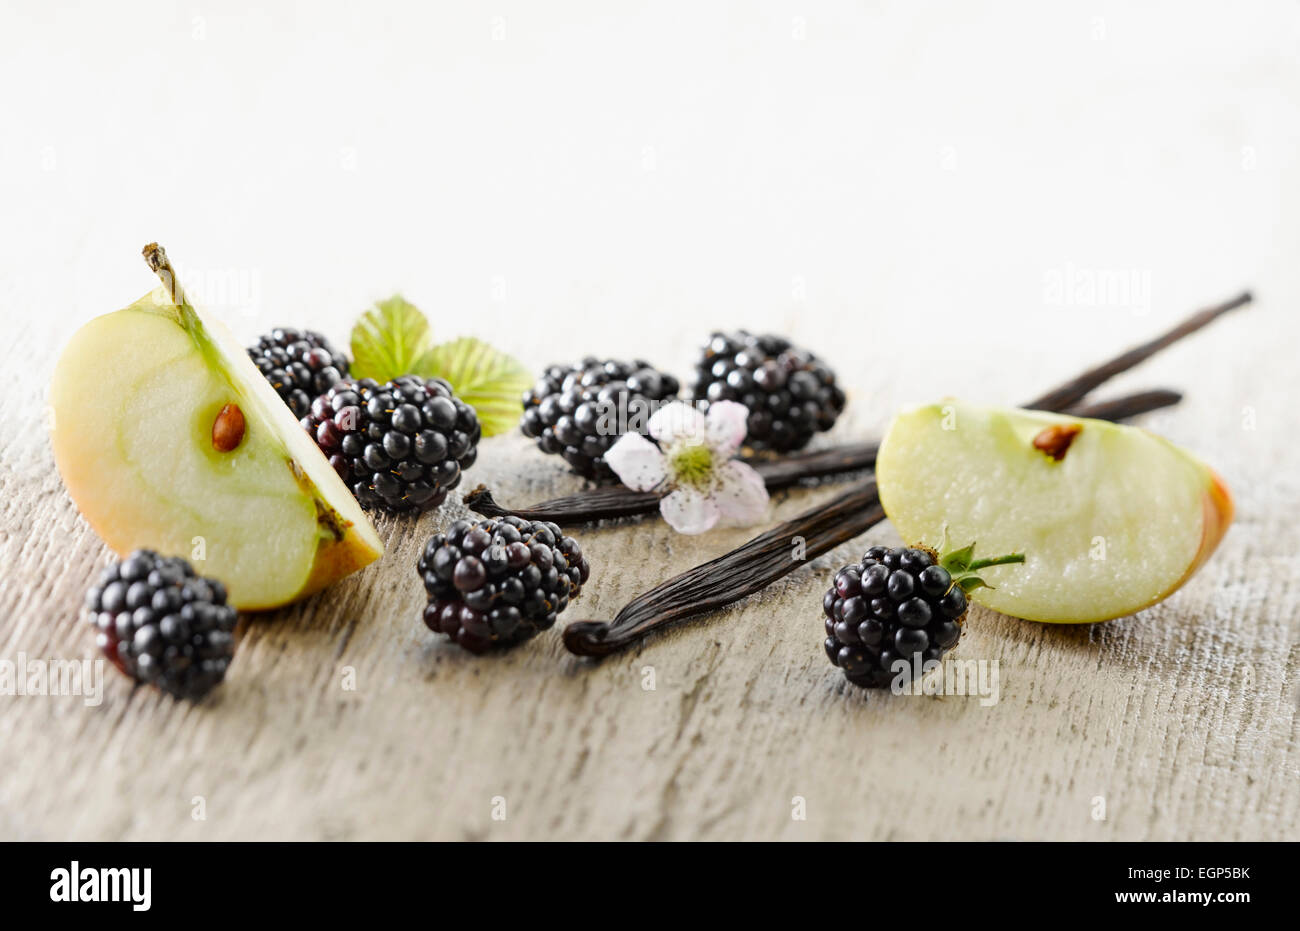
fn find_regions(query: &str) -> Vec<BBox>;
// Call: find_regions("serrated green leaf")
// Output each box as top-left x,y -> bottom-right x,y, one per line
350,295 -> 438,383
422,337 -> 532,437
348,295 -> 531,436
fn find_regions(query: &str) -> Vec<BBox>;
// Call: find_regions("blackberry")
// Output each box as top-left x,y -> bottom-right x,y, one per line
248,327 -> 351,418
820,542 -> 1023,689
520,357 -> 680,480
692,331 -> 845,452
303,375 -> 480,515
418,517 -> 591,653
85,550 -> 237,701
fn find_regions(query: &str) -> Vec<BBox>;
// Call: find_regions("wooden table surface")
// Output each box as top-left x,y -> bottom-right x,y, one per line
2,2 -> 1298,841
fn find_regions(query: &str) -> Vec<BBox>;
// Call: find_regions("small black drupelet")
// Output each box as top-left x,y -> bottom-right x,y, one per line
692,330 -> 845,452
248,327 -> 351,418
821,544 -> 966,689
519,357 -> 680,481
303,375 -> 481,515
85,550 -> 238,701
418,516 -> 591,653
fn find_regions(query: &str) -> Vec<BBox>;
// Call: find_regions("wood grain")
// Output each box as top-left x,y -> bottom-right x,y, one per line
3,319 -> 1297,840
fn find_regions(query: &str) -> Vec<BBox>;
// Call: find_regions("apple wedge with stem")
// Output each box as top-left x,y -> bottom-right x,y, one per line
875,401 -> 1232,623
49,244 -> 383,610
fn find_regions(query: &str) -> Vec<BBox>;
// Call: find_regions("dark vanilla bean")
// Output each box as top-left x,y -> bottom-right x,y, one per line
466,441 -> 878,524
564,480 -> 884,656
561,388 -> 1186,657
466,484 -> 663,523
1062,388 -> 1182,423
466,390 -> 1182,527
1023,291 -> 1250,412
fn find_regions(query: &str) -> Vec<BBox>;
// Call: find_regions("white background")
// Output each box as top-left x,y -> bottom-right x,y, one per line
4,0 -> 1295,408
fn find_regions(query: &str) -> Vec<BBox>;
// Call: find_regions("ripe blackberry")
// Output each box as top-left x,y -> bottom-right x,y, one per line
85,550 -> 237,701
692,331 -> 845,452
303,375 -> 480,515
520,357 -> 680,480
418,517 -> 591,653
820,542 -> 1023,689
248,328 -> 351,418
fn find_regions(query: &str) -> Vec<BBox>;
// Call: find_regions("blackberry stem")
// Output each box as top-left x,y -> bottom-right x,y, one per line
943,547 -> 1026,594
967,553 -> 1025,571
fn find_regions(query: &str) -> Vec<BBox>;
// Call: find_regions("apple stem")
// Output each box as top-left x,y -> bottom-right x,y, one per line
142,242 -> 190,308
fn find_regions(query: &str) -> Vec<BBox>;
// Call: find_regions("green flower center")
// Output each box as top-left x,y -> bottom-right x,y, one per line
670,443 -> 715,489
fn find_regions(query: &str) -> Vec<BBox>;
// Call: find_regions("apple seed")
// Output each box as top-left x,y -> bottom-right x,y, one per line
212,402 -> 246,452
1032,423 -> 1081,461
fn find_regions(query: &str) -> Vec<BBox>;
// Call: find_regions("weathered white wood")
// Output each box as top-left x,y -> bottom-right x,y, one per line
1,2 -> 1296,840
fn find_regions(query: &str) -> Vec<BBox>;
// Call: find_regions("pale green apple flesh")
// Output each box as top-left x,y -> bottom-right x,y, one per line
51,285 -> 383,610
875,401 -> 1232,623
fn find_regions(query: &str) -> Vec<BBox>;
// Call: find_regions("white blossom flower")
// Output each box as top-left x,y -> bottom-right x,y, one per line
604,400 -> 769,534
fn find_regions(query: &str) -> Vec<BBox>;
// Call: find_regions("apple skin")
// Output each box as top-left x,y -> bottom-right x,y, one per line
50,288 -> 383,610
1111,459 -> 1231,621
875,402 -> 1233,623
1177,468 -> 1233,593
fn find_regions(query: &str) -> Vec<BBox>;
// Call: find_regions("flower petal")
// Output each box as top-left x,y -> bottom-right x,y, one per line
659,487 -> 721,535
604,432 -> 667,491
712,460 -> 770,526
705,400 -> 750,458
648,401 -> 707,446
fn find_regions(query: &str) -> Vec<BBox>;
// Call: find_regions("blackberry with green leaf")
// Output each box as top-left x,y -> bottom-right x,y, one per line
520,357 -> 680,480
304,375 -> 480,514
418,516 -> 591,653
86,550 -> 238,701
693,331 -> 845,452
821,542 -> 1023,689
248,328 -> 350,418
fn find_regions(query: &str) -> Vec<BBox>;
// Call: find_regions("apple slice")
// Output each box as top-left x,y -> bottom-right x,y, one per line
50,244 -> 383,610
875,401 -> 1232,623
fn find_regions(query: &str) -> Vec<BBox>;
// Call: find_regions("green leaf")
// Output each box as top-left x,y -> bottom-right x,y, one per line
348,295 -> 532,436
421,337 -> 532,437
350,295 -> 439,383
957,575 -> 993,594
940,542 -> 976,575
